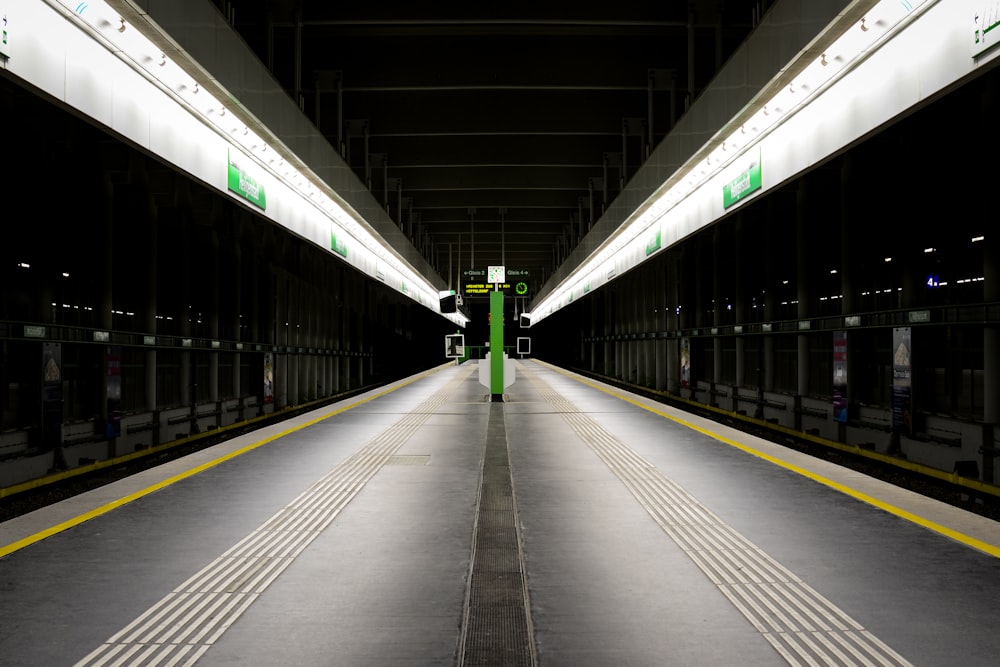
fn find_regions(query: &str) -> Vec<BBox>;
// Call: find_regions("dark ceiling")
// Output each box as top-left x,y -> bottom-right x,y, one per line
216,0 -> 767,289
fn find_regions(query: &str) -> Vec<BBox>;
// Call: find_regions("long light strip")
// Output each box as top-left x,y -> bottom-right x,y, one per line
49,0 -> 466,325
530,0 -> 932,324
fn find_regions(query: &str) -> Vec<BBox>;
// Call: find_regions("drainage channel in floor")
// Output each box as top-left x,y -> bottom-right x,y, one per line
458,401 -> 536,667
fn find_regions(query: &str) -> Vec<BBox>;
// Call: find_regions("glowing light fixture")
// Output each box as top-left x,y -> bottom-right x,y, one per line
51,0 -> 449,321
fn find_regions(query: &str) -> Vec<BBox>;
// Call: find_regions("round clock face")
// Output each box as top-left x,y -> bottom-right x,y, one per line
515,282 -> 528,295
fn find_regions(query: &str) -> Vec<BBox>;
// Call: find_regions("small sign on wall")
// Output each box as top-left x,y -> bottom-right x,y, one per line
722,147 -> 762,209
1,10 -> 11,59
445,334 -> 465,359
516,337 -> 530,356
973,5 -> 1000,57
227,150 -> 267,210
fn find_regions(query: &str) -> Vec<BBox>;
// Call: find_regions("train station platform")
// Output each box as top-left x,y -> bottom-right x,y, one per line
2,360 -> 1000,666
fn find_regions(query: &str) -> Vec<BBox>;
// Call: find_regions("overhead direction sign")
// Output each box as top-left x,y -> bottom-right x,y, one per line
465,282 -> 510,296
463,268 -> 531,298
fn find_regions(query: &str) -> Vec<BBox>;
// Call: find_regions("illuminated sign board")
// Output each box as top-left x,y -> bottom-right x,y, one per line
330,230 -> 348,257
645,229 -> 662,256
465,282 -> 511,295
722,147 -> 762,209
463,269 -> 530,297
464,281 -> 530,297
227,150 -> 267,210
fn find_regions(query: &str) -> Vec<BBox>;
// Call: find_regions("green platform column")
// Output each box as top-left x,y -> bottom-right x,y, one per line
490,289 -> 504,401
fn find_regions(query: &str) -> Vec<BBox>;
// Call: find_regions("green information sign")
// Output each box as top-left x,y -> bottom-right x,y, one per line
645,229 -> 662,256
330,230 -> 348,257
723,149 -> 762,209
227,150 -> 267,210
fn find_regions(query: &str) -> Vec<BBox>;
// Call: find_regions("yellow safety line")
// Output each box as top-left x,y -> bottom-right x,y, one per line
537,361 -> 1000,560
0,367 -> 442,559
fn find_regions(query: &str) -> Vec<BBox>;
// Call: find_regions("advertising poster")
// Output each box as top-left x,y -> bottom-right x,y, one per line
42,342 -> 62,451
263,352 -> 274,404
106,346 -> 122,439
892,327 -> 912,434
680,337 -> 691,389
833,331 -> 848,423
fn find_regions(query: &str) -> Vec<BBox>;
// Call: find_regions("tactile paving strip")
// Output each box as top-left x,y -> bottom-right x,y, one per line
526,367 -> 915,667
72,367 -> 472,667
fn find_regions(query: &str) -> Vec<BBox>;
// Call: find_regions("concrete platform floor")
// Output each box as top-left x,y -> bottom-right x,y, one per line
2,360 -> 999,666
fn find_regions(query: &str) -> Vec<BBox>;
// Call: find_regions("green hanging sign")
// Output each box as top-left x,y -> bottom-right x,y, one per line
330,230 -> 348,258
645,229 -> 662,256
227,150 -> 267,210
722,149 -> 762,209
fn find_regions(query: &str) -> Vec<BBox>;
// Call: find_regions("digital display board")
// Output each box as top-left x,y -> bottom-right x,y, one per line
465,282 -> 509,295
462,269 -> 531,298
